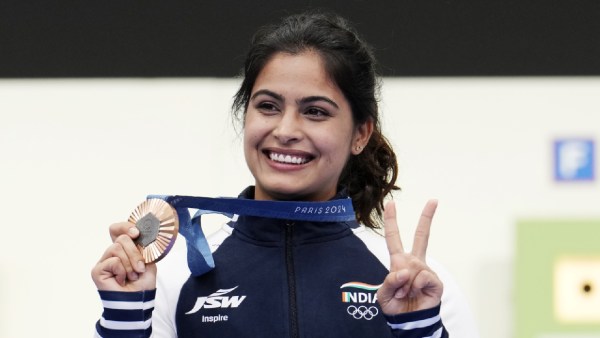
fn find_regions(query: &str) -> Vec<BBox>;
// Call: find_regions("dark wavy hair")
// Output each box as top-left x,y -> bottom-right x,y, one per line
232,12 -> 399,229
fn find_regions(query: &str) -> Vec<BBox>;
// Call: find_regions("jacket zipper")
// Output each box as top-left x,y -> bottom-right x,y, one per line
285,221 -> 299,338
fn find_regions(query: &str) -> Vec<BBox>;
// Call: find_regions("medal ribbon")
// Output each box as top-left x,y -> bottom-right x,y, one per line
148,195 -> 356,276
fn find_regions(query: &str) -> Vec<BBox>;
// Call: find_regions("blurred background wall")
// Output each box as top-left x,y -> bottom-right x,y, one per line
1,1 -> 599,337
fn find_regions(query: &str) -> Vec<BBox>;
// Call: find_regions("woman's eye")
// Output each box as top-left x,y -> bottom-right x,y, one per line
256,102 -> 279,113
304,107 -> 329,118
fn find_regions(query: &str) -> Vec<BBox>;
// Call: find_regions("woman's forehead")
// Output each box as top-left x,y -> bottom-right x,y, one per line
252,51 -> 342,98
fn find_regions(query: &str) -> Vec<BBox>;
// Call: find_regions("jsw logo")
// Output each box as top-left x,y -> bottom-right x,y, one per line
186,286 -> 247,315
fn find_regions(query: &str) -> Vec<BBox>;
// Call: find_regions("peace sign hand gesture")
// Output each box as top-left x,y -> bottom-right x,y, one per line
377,200 -> 443,315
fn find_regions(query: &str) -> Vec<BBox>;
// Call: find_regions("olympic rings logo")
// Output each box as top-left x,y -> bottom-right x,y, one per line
346,305 -> 379,320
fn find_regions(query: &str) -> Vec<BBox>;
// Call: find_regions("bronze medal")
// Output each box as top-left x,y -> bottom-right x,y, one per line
128,198 -> 179,263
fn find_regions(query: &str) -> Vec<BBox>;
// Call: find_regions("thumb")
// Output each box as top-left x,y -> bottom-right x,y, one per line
110,222 -> 139,242
378,269 -> 410,300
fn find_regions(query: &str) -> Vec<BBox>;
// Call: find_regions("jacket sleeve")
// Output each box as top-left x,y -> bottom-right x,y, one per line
94,290 -> 156,338
384,304 -> 449,338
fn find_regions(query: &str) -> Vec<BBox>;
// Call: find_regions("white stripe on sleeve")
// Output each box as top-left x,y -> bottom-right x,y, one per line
100,317 -> 152,330
101,299 -> 155,310
387,314 -> 441,330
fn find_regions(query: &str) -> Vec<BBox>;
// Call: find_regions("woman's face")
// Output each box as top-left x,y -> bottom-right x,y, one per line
244,51 -> 372,201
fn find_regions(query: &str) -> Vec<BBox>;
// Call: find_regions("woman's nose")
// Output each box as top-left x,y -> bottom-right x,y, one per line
272,111 -> 303,144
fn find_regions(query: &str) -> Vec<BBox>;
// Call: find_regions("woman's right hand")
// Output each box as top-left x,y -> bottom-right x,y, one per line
91,222 -> 157,292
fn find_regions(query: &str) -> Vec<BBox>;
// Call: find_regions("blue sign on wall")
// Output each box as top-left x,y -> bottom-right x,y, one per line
554,139 -> 595,181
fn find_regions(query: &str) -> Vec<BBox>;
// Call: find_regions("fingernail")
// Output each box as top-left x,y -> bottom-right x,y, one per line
137,261 -> 146,273
129,227 -> 139,237
130,272 -> 139,281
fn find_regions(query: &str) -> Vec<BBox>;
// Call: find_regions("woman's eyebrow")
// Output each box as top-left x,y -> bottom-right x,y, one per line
250,89 -> 284,102
298,96 -> 339,109
250,90 -> 339,109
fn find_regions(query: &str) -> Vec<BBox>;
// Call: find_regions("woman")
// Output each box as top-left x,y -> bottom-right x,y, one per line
92,12 -> 477,337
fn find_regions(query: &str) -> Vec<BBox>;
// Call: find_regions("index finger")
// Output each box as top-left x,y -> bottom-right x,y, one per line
383,200 -> 404,256
411,199 -> 438,260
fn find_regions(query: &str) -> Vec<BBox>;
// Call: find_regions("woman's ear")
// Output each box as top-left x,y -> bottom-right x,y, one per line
351,119 -> 374,155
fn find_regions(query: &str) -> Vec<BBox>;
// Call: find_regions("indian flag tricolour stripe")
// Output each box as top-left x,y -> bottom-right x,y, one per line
339,282 -> 382,291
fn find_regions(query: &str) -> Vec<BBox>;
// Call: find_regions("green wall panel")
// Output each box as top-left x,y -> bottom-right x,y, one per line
516,220 -> 600,338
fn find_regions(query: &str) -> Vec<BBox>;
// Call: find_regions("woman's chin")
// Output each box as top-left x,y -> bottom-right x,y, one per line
254,184 -> 334,202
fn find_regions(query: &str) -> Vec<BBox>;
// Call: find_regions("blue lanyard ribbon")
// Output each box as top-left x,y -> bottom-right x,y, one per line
148,194 -> 356,276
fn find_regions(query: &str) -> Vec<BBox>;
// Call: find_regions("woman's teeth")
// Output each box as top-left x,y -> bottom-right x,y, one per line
269,152 -> 309,164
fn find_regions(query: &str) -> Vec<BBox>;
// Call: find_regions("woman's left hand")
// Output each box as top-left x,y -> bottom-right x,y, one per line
376,200 -> 443,315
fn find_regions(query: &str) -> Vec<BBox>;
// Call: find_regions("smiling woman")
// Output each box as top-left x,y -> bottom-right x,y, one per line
91,11 -> 479,338
243,51 -> 370,202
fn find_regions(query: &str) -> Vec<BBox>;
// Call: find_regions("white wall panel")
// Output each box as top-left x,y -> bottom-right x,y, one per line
1,77 -> 598,337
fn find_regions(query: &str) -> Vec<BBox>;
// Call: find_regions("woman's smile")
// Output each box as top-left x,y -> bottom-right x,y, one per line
264,148 -> 314,166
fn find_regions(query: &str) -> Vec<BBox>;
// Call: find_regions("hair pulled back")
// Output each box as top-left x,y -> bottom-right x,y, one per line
232,11 -> 399,229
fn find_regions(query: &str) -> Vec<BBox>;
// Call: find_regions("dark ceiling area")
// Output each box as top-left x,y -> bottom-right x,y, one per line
1,0 -> 599,78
